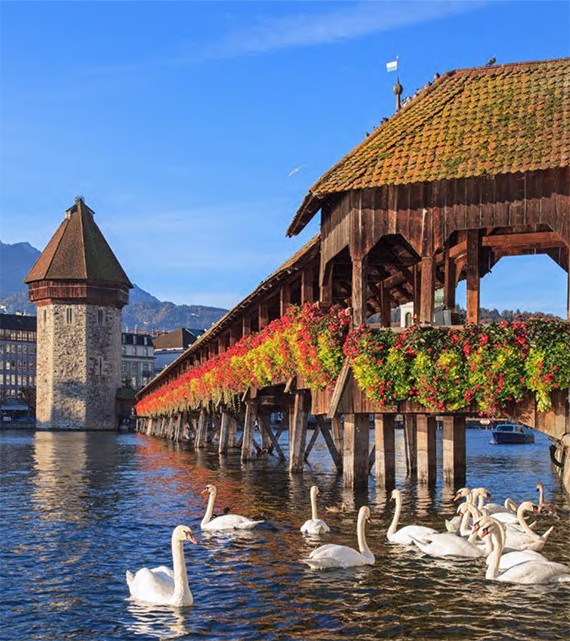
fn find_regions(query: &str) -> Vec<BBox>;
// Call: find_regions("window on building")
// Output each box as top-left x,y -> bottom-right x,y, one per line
98,309 -> 104,325
66,308 -> 73,324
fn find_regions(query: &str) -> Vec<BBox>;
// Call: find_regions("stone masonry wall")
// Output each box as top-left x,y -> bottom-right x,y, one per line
36,303 -> 121,430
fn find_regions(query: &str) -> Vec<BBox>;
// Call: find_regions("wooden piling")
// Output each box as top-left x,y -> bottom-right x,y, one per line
417,414 -> 437,484
241,401 -> 257,462
219,410 -> 230,454
404,414 -> 417,477
289,391 -> 309,473
196,409 -> 207,448
374,413 -> 396,489
442,415 -> 466,487
343,413 -> 370,488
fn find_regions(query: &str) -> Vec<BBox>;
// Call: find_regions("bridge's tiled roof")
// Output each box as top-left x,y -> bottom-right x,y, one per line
287,57 -> 570,236
24,198 -> 132,287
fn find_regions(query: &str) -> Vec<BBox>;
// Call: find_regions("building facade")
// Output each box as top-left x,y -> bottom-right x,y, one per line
153,328 -> 203,375
25,197 -> 132,430
0,314 -> 37,417
121,332 -> 155,390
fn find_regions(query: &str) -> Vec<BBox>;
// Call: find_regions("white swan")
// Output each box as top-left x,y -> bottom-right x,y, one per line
301,506 -> 374,569
126,525 -> 197,606
501,501 -> 554,551
300,485 -> 330,535
536,481 -> 558,516
201,484 -> 264,531
479,518 -> 548,570
387,489 -> 437,545
481,519 -> 570,584
410,505 -> 487,558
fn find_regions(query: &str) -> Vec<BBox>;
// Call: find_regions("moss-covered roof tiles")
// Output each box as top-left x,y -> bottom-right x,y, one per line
24,198 -> 132,287
287,58 -> 569,236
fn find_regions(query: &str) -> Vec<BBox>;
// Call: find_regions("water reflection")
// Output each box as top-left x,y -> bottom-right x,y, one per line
126,600 -> 190,639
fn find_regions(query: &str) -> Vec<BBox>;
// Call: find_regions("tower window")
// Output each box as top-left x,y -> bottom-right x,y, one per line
98,309 -> 104,325
66,308 -> 73,324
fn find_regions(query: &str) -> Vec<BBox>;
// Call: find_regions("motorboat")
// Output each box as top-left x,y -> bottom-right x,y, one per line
490,422 -> 535,445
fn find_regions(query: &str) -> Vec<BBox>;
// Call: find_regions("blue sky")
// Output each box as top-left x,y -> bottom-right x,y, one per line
1,1 -> 568,316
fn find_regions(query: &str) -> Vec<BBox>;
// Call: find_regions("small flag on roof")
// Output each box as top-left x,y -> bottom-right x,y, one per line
386,59 -> 398,73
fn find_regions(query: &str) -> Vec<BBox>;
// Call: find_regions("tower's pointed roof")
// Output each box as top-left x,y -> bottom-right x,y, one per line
24,198 -> 132,287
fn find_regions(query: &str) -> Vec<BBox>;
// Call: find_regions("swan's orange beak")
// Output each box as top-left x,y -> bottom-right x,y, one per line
200,487 -> 209,494
186,531 -> 198,544
480,527 -> 490,538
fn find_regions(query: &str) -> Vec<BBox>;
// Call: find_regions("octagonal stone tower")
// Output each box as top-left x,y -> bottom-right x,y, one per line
24,197 -> 132,429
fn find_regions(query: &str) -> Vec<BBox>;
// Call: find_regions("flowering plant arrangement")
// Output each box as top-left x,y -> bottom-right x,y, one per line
135,303 -> 350,417
344,317 -> 570,415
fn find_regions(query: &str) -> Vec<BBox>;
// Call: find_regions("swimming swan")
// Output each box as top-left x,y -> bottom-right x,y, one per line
126,525 -> 197,606
479,517 -> 548,570
387,489 -> 437,545
302,506 -> 374,569
201,484 -> 264,531
300,485 -> 330,535
481,520 -> 570,584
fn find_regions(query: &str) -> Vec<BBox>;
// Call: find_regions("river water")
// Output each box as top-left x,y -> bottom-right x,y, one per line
1,428 -> 568,641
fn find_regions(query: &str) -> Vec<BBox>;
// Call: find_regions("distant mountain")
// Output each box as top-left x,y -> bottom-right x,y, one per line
0,240 -> 227,331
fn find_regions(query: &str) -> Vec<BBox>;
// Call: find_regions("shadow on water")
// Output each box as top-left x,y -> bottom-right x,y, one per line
0,427 -> 568,641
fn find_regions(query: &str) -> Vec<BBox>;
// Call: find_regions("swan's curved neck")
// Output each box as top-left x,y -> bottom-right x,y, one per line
171,537 -> 191,603
485,530 -> 503,580
516,503 -> 536,538
357,513 -> 373,561
387,493 -> 401,537
201,490 -> 216,527
310,489 -> 319,521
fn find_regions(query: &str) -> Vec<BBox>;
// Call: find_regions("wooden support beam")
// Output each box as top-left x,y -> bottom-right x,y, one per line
242,315 -> 251,338
289,391 -> 309,473
227,414 -> 238,448
320,261 -> 333,304
258,412 -> 273,450
374,413 -> 396,489
380,283 -> 391,327
343,413 -> 369,488
280,284 -> 291,317
327,359 -> 350,419
258,302 -> 269,331
352,255 -> 368,326
420,256 -> 435,324
196,409 -> 207,448
416,414 -> 437,485
331,416 -> 344,455
258,415 -> 286,460
218,410 -> 230,455
241,402 -> 258,462
442,416 -> 466,487
304,423 -> 321,461
466,229 -> 480,324
315,415 -> 343,471
404,414 -> 417,477
443,248 -> 456,312
413,264 -> 421,321
301,267 -> 314,303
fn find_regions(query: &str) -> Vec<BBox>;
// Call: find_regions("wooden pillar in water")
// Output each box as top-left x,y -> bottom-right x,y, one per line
196,409 -> 207,448
331,416 -> 344,455
241,401 -> 257,462
404,414 -> 417,477
416,414 -> 437,484
259,411 -> 273,451
289,391 -> 309,473
227,414 -> 238,448
374,413 -> 396,489
343,413 -> 369,488
219,410 -> 230,454
442,416 -> 466,487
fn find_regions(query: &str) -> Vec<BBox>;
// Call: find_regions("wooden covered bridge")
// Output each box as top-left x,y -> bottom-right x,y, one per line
135,58 -> 570,491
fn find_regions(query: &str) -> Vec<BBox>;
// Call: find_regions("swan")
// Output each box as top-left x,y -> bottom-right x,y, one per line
536,481 -> 558,516
301,506 -> 375,569
479,517 -> 549,570
410,504 -> 487,558
300,485 -> 330,534
201,484 -> 264,531
387,489 -> 437,545
126,525 -> 197,606
480,520 -> 570,584
445,487 -> 489,532
501,501 -> 554,551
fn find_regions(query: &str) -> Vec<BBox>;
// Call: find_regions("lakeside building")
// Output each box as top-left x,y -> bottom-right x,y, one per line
0,313 -> 36,420
121,332 -> 155,390
153,327 -> 204,374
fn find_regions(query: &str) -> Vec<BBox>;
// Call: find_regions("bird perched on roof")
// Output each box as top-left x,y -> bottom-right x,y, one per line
486,56 -> 497,66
